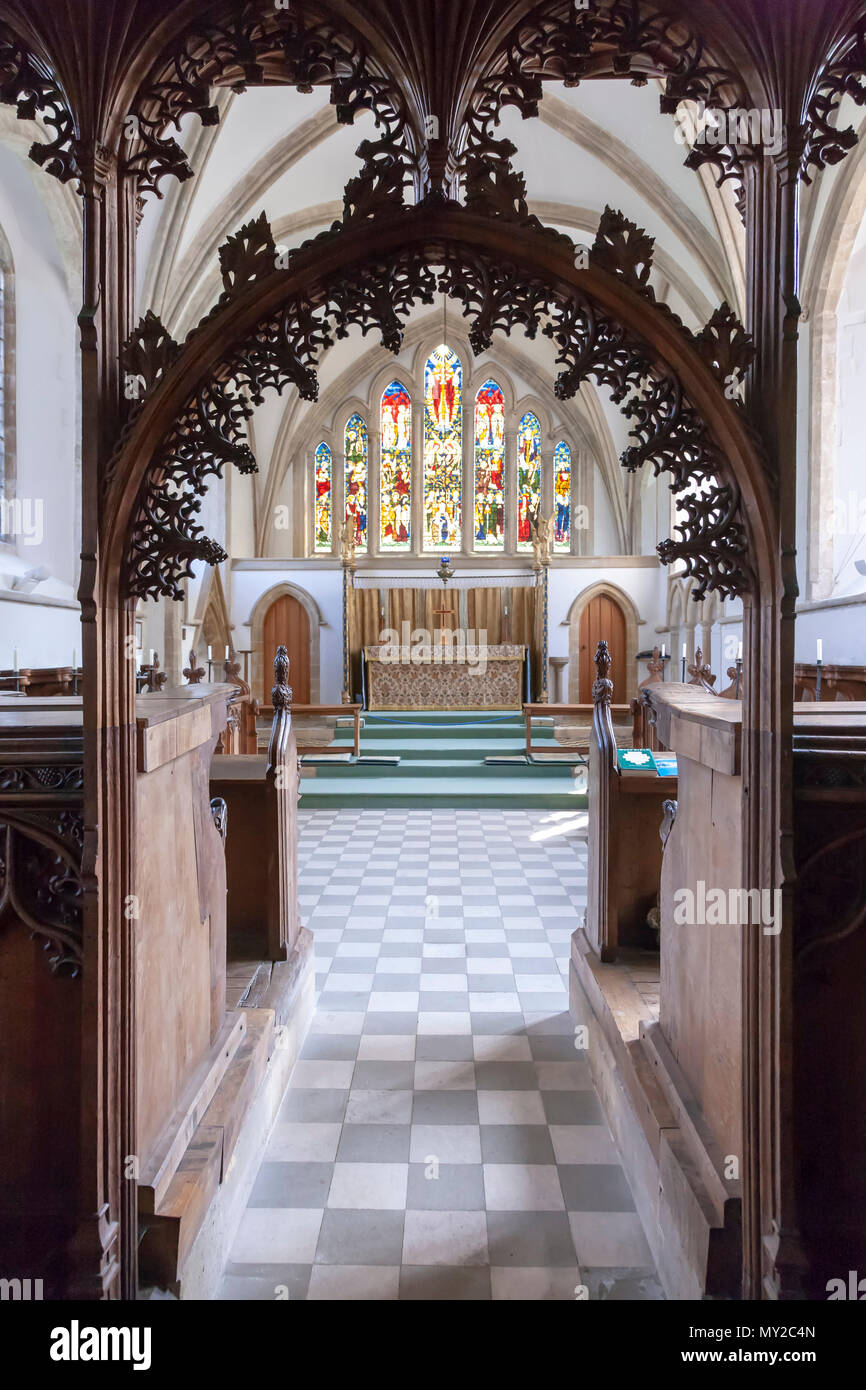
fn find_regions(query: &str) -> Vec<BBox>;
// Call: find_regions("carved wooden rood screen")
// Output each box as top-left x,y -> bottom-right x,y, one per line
2,0 -> 866,1302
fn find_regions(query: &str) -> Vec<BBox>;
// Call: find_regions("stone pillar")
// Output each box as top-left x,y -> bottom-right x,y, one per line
504,429 -> 517,553
163,596 -> 184,686
368,428 -> 381,557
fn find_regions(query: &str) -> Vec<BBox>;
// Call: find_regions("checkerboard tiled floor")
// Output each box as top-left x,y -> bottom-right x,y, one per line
219,808 -> 662,1300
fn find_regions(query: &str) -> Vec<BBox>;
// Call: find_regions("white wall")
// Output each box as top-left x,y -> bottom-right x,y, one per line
548,562 -> 667,666
0,144 -> 81,671
232,563 -> 344,702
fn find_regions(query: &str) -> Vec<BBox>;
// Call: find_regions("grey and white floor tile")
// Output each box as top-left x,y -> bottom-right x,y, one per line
220,808 -> 662,1301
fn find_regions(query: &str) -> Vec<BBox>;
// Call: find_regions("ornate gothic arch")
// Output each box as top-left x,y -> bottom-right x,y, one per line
108,202 -> 765,612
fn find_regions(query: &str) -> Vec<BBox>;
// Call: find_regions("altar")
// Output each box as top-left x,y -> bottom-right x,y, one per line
364,643 -> 527,710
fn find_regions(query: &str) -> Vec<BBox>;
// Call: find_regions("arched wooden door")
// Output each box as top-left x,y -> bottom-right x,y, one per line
578,592 -> 627,702
263,594 -> 311,703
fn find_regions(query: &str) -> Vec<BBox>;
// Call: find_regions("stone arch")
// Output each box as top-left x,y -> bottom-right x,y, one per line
247,580 -> 325,704
801,116 -> 866,601
565,580 -> 643,703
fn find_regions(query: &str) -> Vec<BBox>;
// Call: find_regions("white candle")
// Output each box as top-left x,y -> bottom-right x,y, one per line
682,642 -> 686,659
737,641 -> 743,660
817,638 -> 823,662
207,645 -> 212,661
72,648 -> 77,669
13,647 -> 18,671
504,606 -> 508,617
225,644 -> 230,659
150,649 -> 155,666
661,644 -> 666,659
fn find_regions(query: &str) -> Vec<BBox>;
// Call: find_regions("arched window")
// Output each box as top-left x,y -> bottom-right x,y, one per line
344,413 -> 368,552
314,441 -> 332,551
423,344 -> 462,550
554,441 -> 571,551
380,381 -> 412,549
474,379 -> 505,549
517,411 -> 541,550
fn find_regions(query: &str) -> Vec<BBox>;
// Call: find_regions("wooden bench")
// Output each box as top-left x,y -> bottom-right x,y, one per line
585,641 -> 677,963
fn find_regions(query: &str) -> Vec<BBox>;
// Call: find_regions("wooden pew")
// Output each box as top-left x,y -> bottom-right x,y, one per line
523,700 -> 631,756
791,701 -> 866,1292
585,640 -> 677,963
209,646 -> 301,962
136,653 -> 313,1295
794,661 -> 866,702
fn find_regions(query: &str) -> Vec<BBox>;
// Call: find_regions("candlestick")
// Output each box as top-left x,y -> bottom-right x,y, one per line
681,642 -> 686,683
816,640 -> 823,703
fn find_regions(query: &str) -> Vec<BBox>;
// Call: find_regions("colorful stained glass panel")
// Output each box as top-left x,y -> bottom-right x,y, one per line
423,344 -> 462,549
554,440 -> 571,550
517,411 -> 541,549
314,441 -> 332,550
344,413 -> 368,551
474,379 -> 505,548
380,381 -> 412,549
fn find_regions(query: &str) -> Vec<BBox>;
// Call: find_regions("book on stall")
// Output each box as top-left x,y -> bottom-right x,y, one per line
616,747 -> 656,774
651,752 -> 678,778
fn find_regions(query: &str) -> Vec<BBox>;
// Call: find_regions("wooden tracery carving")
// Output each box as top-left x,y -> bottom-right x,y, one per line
115,198 -> 755,604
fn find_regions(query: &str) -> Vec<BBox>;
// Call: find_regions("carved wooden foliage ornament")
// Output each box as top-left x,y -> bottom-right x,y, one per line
119,199 -> 754,603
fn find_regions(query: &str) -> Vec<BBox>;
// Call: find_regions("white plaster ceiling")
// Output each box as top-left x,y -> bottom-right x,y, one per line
135,73 -> 751,557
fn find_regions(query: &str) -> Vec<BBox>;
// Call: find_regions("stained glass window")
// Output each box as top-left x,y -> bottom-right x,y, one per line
314,441 -> 332,551
423,344 -> 462,550
553,441 -> 571,550
473,380 -> 505,549
344,413 -> 368,552
517,411 -> 541,549
380,381 -> 412,549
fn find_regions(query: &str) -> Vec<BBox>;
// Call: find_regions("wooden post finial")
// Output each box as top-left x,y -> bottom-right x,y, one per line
592,639 -> 613,705
272,645 -> 293,710
184,649 -> 206,684
224,649 -> 243,685
687,647 -> 717,693
144,653 -> 168,693
640,646 -> 664,687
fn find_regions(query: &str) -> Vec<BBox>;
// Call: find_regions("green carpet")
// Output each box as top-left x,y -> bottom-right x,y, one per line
298,710 -> 588,809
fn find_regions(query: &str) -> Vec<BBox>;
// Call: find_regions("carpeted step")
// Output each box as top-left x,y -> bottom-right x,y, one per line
328,735 -> 556,758
298,773 -> 589,810
307,756 -> 579,780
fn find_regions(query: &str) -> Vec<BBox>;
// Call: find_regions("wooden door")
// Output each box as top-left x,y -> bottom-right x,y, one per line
578,593 -> 627,701
263,594 -> 310,703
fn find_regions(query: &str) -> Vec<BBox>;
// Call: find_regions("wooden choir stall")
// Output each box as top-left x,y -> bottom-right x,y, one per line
0,649 -> 313,1298
573,640 -> 866,1299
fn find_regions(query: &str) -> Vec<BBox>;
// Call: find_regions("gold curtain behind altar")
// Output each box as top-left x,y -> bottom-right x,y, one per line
422,588 -> 458,636
388,586 -> 416,637
355,587 -> 383,648
467,587 -> 502,645
511,584 -> 537,651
